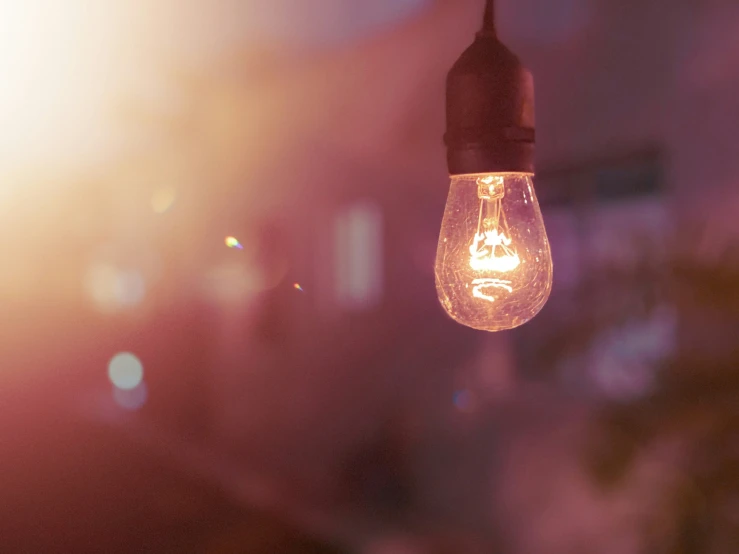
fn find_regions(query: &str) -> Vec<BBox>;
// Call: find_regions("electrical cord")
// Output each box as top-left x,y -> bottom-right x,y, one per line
482,0 -> 496,35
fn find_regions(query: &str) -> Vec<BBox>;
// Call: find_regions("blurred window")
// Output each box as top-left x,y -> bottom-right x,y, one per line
334,200 -> 384,311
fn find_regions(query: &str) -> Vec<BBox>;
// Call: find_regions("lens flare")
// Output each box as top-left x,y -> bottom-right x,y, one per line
225,236 -> 243,249
293,283 -> 304,292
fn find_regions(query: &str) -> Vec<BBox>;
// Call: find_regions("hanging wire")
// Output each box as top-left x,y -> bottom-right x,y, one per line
482,0 -> 496,35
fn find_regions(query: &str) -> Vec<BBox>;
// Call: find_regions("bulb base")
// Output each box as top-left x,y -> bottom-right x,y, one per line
447,141 -> 535,176
445,34 -> 535,175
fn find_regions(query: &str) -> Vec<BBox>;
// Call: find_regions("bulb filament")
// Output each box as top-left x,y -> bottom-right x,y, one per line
471,278 -> 513,303
469,177 -> 520,274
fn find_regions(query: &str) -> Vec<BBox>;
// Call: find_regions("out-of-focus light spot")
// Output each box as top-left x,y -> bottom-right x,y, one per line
293,283 -> 303,292
590,306 -> 676,401
113,381 -> 148,411
86,264 -> 146,313
202,262 -> 262,305
108,352 -> 144,391
334,201 -> 383,310
453,389 -> 476,413
151,186 -> 177,214
225,236 -> 243,249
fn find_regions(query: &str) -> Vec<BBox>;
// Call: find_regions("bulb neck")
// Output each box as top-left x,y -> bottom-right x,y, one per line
444,33 -> 535,175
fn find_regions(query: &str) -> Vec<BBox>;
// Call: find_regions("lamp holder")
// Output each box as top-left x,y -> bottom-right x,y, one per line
445,0 -> 535,175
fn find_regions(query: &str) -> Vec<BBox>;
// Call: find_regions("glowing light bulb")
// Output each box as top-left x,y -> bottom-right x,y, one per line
435,173 -> 553,331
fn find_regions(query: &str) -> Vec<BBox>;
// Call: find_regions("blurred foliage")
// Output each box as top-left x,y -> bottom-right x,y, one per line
586,254 -> 739,554
518,229 -> 668,383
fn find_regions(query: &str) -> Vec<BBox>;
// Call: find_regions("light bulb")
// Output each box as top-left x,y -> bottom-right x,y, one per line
435,173 -> 552,331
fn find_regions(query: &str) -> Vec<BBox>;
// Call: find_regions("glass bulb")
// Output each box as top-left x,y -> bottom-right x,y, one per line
435,173 -> 553,331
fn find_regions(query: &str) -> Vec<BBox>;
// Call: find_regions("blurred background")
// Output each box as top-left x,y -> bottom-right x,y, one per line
1,0 -> 738,552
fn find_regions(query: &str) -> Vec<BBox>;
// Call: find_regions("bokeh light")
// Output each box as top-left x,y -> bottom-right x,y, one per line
202,262 -> 263,305
108,352 -> 144,391
151,186 -> 177,214
453,389 -> 476,413
85,264 -> 146,313
113,381 -> 148,411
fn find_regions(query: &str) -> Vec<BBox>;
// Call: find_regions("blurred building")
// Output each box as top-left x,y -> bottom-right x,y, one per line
2,0 -> 739,552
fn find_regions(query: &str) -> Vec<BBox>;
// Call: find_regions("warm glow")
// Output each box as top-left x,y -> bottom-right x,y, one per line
469,230 -> 521,273
435,173 -> 553,331
468,175 -> 521,273
0,1 -> 133,177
